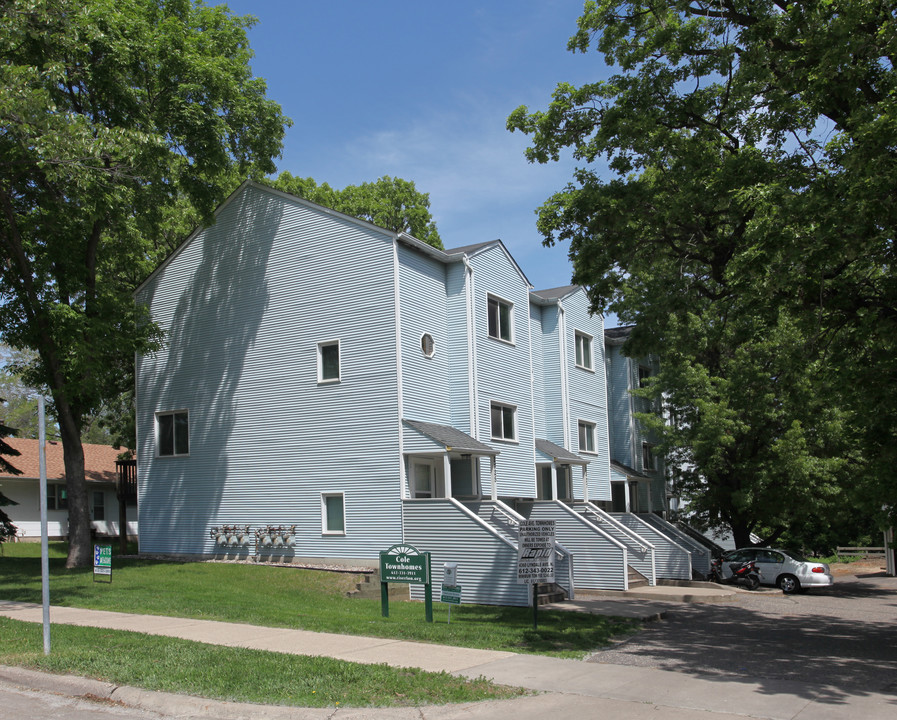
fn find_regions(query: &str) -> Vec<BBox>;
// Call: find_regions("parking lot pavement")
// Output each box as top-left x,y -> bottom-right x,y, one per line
588,571 -> 897,696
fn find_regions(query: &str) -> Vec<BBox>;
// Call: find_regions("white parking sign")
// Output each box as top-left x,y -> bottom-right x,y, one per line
517,519 -> 555,584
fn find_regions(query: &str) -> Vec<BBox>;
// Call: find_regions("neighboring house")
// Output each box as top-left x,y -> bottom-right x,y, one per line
604,326 -> 669,515
0,438 -> 136,540
135,181 -> 705,603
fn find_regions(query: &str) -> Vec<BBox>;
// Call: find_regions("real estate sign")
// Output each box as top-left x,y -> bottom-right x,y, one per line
517,519 -> 556,584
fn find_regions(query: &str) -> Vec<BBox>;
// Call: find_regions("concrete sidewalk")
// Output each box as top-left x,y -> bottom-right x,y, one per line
1,599 -> 893,719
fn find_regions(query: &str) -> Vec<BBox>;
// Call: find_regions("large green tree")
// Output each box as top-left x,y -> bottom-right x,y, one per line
270,172 -> 443,249
509,1 -> 896,547
0,0 -> 289,567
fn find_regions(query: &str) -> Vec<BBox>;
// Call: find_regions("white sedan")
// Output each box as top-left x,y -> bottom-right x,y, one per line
721,548 -> 834,593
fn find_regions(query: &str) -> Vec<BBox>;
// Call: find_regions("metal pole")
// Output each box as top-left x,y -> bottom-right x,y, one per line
38,396 -> 50,655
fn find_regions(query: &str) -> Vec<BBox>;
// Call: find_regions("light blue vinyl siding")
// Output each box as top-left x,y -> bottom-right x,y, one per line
564,292 -> 611,502
605,343 -> 635,467
136,184 -> 403,559
529,304 -> 546,439
403,499 -> 531,606
520,500 -> 628,591
398,245 -> 451,425
445,263 -> 473,432
536,303 -> 564,445
469,246 -> 536,498
612,513 -> 692,579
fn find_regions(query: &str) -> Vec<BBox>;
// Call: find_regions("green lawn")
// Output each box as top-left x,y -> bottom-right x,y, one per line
0,617 -> 526,708
0,543 -> 637,657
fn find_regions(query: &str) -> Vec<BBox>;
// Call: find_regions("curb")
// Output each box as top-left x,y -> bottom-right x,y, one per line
0,665 -> 337,719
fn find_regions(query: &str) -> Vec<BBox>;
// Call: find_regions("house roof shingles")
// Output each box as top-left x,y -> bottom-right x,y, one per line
0,438 -> 123,484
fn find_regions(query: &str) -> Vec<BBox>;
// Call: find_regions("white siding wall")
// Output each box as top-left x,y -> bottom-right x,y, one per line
135,185 -> 403,560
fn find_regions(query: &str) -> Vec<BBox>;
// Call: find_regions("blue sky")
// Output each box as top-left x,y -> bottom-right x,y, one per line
225,0 -> 611,293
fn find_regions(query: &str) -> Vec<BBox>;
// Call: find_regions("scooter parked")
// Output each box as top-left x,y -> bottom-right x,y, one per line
709,556 -> 762,590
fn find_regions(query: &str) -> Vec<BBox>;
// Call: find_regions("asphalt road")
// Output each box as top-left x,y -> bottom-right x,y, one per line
589,570 -> 897,694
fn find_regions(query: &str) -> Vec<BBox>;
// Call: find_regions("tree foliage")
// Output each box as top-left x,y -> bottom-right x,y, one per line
0,410 -> 21,544
509,0 -> 897,547
0,0 -> 289,566
269,172 -> 443,249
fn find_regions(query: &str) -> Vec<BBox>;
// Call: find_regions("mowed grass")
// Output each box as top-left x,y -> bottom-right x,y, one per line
0,543 -> 637,657
0,617 -> 525,708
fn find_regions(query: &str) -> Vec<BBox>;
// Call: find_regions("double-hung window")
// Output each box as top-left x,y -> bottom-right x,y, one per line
575,331 -> 593,370
92,491 -> 105,521
318,340 -> 340,382
322,493 -> 345,534
490,401 -> 516,441
157,410 -> 189,457
638,365 -> 651,388
578,420 -> 596,454
487,295 -> 513,342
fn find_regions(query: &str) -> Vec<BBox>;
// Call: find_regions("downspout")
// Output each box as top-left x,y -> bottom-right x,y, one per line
464,257 -> 477,439
393,239 -> 406,499
527,298 -> 538,499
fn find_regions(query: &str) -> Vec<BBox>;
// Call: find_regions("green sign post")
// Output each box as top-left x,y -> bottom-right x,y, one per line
93,544 -> 112,583
379,544 -> 432,622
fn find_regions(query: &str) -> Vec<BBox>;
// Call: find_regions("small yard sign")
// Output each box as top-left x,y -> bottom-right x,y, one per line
93,544 -> 112,583
440,584 -> 462,604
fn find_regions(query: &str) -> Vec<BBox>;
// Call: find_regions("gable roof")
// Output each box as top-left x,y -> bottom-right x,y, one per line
444,239 -> 533,289
530,285 -> 580,304
610,459 -> 652,481
402,420 -> 499,456
0,438 -> 124,484
605,325 -> 634,345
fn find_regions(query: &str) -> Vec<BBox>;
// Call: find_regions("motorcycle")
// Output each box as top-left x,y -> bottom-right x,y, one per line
709,556 -> 762,590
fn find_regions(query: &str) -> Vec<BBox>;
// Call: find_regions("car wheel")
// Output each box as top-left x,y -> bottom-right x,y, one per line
778,574 -> 801,594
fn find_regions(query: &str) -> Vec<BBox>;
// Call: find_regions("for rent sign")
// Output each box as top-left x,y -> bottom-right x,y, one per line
517,519 -> 556,584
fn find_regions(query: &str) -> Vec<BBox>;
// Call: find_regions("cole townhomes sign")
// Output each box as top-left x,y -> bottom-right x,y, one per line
379,544 -> 431,584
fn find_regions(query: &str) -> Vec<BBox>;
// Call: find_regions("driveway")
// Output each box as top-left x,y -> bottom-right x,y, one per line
589,568 -> 897,696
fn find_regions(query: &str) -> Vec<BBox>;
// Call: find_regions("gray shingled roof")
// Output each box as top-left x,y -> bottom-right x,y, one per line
530,285 -> 579,301
535,438 -> 589,465
604,325 -> 634,344
610,459 -> 652,480
444,241 -> 497,256
403,420 -> 499,455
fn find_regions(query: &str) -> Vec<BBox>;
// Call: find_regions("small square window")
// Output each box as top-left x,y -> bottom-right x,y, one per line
157,410 -> 189,456
575,331 -> 593,370
578,420 -> 596,453
322,493 -> 345,534
487,295 -> 513,342
490,401 -> 516,441
318,340 -> 340,382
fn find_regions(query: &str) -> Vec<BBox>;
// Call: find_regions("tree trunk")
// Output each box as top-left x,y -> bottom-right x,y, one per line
58,411 -> 91,568
731,524 -> 754,549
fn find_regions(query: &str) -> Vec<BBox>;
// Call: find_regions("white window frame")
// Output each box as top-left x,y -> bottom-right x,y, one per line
574,331 -> 594,370
411,460 -> 436,498
321,492 -> 346,535
317,339 -> 341,383
487,294 -> 514,344
156,410 -> 189,457
578,420 -> 597,454
490,401 -> 517,442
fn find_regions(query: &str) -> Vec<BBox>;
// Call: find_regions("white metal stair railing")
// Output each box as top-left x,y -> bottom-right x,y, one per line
612,512 -> 693,580
639,513 -> 712,576
578,502 -> 657,587
474,499 -> 575,601
579,503 -> 653,553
